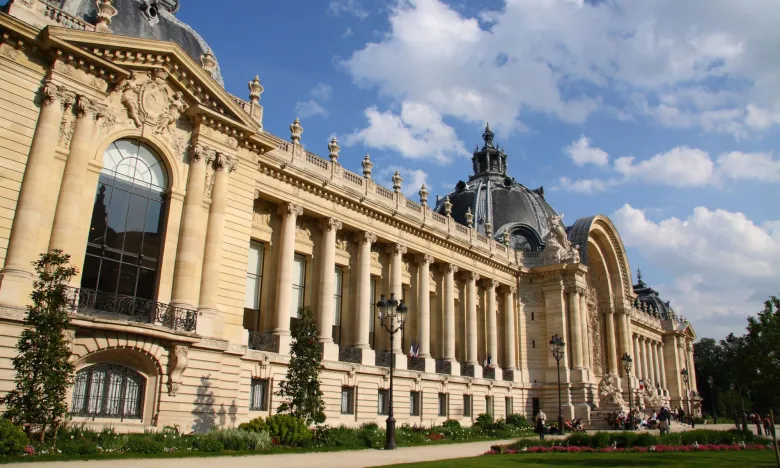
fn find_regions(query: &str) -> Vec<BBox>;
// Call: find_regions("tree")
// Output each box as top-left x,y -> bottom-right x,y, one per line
1,251 -> 76,442
693,338 -> 728,417
744,295 -> 780,409
276,306 -> 325,424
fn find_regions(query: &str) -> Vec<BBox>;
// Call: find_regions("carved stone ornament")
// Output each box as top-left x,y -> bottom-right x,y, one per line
189,142 -> 216,164
215,153 -> 237,173
355,231 -> 376,245
362,153 -> 373,178
277,202 -> 303,218
290,117 -> 303,144
320,217 -> 343,232
597,372 -> 627,408
392,170 -> 403,193
519,290 -> 543,304
95,0 -> 118,33
119,70 -> 188,136
167,345 -> 189,396
328,136 -> 340,163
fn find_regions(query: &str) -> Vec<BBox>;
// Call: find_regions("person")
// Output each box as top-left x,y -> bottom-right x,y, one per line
535,410 -> 547,440
763,415 -> 771,436
679,407 -> 686,425
573,418 -> 583,431
754,414 -> 763,435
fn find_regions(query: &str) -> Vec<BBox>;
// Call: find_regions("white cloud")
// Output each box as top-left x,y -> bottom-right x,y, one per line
328,0 -> 368,19
377,166 -> 429,198
342,0 -> 780,137
553,176 -> 616,194
565,135 -> 609,167
612,204 -> 780,338
614,147 -> 715,187
343,101 -> 469,164
342,27 -> 354,38
295,99 -> 328,118
311,83 -> 333,102
716,151 -> 780,182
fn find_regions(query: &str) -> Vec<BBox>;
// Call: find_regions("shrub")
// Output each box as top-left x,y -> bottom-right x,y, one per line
0,419 -> 28,456
441,419 -> 461,429
125,436 -> 165,454
194,437 -> 224,453
475,413 -> 494,428
266,414 -> 312,446
238,416 -> 268,433
565,431 -> 593,447
591,431 -> 612,448
634,432 -> 660,447
208,428 -> 271,451
314,425 -> 367,449
506,414 -> 530,429
57,439 -> 100,456
360,422 -> 379,431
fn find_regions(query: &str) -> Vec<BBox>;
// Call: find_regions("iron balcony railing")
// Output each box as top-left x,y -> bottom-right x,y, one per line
65,287 -> 197,333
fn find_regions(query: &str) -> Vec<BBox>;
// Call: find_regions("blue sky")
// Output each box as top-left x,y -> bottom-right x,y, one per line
184,0 -> 777,340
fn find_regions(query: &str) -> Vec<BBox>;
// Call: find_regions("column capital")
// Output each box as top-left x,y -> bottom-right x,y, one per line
440,263 -> 459,274
319,217 -> 343,232
483,278 -> 498,290
386,243 -> 407,255
189,142 -> 216,164
42,82 -> 75,109
74,95 -> 102,119
214,153 -> 237,172
415,253 -> 434,266
277,202 -> 303,217
503,284 -> 517,294
464,271 -> 480,282
355,231 -> 376,244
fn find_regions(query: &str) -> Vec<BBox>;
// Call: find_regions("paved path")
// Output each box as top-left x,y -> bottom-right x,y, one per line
16,439 -> 516,468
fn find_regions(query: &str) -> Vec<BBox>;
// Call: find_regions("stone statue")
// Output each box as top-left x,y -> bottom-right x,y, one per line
641,384 -> 664,409
119,72 -> 142,127
598,372 -> 627,408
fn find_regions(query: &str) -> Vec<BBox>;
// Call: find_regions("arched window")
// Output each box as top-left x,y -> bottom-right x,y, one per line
81,139 -> 168,301
71,364 -> 146,419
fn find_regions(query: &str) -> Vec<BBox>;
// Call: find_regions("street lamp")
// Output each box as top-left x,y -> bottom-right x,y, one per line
622,352 -> 634,429
707,376 -> 717,424
681,368 -> 694,428
376,292 -> 407,450
549,334 -> 566,435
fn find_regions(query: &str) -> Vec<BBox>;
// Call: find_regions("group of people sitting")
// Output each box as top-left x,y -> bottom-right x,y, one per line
605,406 -> 675,434
533,410 -> 585,438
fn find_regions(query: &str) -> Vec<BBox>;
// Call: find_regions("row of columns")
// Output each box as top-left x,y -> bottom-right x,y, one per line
632,333 -> 668,393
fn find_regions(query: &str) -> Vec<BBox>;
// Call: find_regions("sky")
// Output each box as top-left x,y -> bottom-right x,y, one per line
178,0 -> 780,341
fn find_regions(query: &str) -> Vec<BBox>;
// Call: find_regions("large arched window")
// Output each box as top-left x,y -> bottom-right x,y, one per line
71,364 -> 146,419
81,140 -> 168,301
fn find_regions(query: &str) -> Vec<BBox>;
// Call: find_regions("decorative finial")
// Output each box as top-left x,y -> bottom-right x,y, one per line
482,122 -> 495,148
200,48 -> 217,73
465,207 -> 474,228
290,117 -> 303,144
502,230 -> 510,247
362,153 -> 373,178
485,220 -> 493,237
443,195 -> 453,217
328,136 -> 340,163
392,170 -> 403,193
418,184 -> 429,206
248,75 -> 264,103
95,0 -> 118,33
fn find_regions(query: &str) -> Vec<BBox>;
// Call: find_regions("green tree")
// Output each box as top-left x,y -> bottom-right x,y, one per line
276,306 -> 325,424
1,251 -> 76,442
744,295 -> 780,409
693,338 -> 729,417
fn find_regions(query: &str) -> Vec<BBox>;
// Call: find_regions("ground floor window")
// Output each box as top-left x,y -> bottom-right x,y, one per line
250,378 -> 269,411
438,393 -> 448,417
485,396 -> 494,415
505,396 -> 513,417
378,389 -> 390,415
71,364 -> 145,420
341,387 -> 355,415
410,391 -> 421,416
463,394 -> 472,417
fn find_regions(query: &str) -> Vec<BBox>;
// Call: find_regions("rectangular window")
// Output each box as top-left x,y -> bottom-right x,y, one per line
438,393 -> 448,417
378,389 -> 390,415
485,396 -> 494,415
292,254 -> 306,318
341,387 -> 354,415
505,397 -> 513,417
410,391 -> 421,416
334,267 -> 344,326
463,395 -> 472,417
249,379 -> 268,411
244,241 -> 264,309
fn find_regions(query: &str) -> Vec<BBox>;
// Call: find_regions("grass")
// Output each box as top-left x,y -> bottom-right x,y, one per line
378,451 -> 779,468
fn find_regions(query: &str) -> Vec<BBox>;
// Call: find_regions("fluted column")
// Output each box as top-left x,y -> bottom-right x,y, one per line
653,341 -> 662,388
503,286 -> 516,369
604,309 -> 618,373
273,202 -> 303,335
486,279 -> 498,367
353,232 -> 376,349
619,309 -> 632,359
441,264 -> 458,362
197,152 -> 236,337
568,287 -> 583,368
0,83 -> 74,307
465,271 -> 480,366
632,334 -> 642,380
416,254 -> 434,358
687,343 -> 698,392
579,291 -> 590,370
48,96 -> 101,268
317,217 -> 342,344
168,143 -> 213,309
658,342 -> 668,392
645,338 -> 655,386
389,243 -> 407,354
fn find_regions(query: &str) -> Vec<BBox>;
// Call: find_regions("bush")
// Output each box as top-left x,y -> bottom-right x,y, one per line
0,419 -> 28,456
313,425 -> 368,449
208,428 -> 271,451
238,416 -> 268,433
194,437 -> 224,453
506,414 -> 531,429
441,419 -> 461,429
266,414 -> 311,446
57,439 -> 100,456
125,436 -> 165,454
475,413 -> 494,428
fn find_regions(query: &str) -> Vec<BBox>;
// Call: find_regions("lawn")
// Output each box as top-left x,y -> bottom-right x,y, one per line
379,451 -> 778,468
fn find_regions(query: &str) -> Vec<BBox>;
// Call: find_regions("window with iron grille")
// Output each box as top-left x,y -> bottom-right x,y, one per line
463,394 -> 472,417
71,364 -> 145,420
378,389 -> 390,415
410,391 -> 421,416
438,393 -> 448,417
341,387 -> 355,415
250,378 -> 269,411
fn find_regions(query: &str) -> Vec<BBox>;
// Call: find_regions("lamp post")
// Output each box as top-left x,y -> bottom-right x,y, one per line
622,352 -> 634,429
707,376 -> 717,424
376,292 -> 407,450
681,368 -> 694,428
549,334 -> 565,435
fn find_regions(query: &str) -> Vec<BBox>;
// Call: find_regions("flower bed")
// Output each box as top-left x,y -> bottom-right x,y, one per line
487,442 -> 773,455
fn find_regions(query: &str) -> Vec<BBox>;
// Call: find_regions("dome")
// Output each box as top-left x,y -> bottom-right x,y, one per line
632,269 -> 677,321
434,125 -> 562,252
40,0 -> 224,86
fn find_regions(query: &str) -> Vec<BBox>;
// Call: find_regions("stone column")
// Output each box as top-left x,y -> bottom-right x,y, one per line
48,96 -> 101,271
316,218 -> 342,359
619,310 -> 632,359
441,264 -> 458,363
416,254 -> 434,358
389,244 -> 407,355
579,291 -> 590,370
465,271 -> 480,366
353,232 -> 376,349
197,152 -> 236,337
503,286 -> 516,370
516,291 -> 528,379
645,338 -> 656,387
658,342 -> 668,394
273,203 -> 303,337
169,143 -> 213,309
486,279 -> 498,368
604,309 -> 618,374
687,344 -> 698,392
654,341 -> 663,388
0,84 -> 74,307
568,287 -> 583,369
632,334 -> 642,380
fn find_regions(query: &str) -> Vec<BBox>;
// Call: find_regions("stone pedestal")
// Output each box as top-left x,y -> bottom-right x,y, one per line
360,348 -> 376,367
321,342 -> 340,362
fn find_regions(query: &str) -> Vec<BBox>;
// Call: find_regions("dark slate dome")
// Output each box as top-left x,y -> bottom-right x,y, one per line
434,125 -> 561,252
633,269 -> 677,321
46,0 -> 223,86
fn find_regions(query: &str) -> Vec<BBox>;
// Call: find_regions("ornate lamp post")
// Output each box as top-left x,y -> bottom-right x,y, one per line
622,352 -> 634,428
376,292 -> 407,450
707,375 -> 717,424
681,368 -> 694,428
549,334 -> 565,435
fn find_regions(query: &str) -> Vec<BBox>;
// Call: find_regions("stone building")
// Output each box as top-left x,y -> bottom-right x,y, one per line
0,0 -> 699,431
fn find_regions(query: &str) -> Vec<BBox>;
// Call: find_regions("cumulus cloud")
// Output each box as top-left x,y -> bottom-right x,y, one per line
377,166 -> 429,198
311,83 -> 333,102
613,147 -> 715,187
342,0 -> 780,138
343,101 -> 469,164
565,135 -> 609,167
612,204 -> 780,338
295,83 -> 333,119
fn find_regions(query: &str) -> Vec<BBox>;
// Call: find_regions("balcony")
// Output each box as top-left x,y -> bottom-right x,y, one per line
435,359 -> 452,375
66,287 -> 197,333
407,356 -> 426,372
483,367 -> 496,380
338,347 -> 362,364
248,331 -> 280,353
